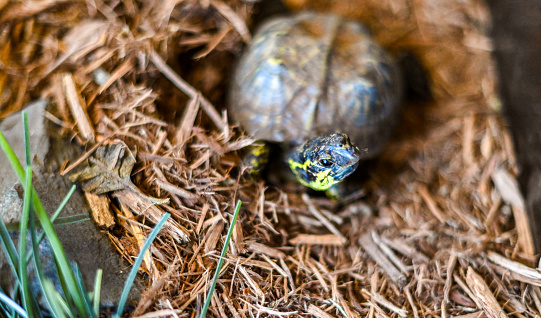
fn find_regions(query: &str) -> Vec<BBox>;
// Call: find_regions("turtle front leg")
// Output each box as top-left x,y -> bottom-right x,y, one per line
242,142 -> 270,177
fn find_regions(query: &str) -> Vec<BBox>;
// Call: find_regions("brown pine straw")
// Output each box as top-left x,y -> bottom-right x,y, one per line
0,0 -> 539,317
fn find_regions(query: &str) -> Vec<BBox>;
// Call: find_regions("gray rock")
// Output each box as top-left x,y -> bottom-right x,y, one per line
0,99 -> 48,207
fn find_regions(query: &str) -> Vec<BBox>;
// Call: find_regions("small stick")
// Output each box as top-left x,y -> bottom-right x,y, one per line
487,251 -> 541,283
380,236 -> 430,263
465,267 -> 509,318
462,115 -> 475,165
492,168 -> 535,256
405,285 -> 420,318
302,193 -> 347,244
62,73 -> 95,141
362,289 -> 409,317
289,234 -> 343,246
372,231 -> 410,274
418,185 -> 446,223
306,304 -> 333,318
211,0 -> 251,43
454,273 -> 483,308
443,250 -> 457,304
359,233 -> 407,287
149,50 -> 229,139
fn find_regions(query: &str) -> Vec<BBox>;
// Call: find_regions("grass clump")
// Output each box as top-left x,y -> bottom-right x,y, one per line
0,111 -> 169,317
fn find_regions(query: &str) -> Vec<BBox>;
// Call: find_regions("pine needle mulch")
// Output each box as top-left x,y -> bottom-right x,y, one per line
1,0 -> 539,317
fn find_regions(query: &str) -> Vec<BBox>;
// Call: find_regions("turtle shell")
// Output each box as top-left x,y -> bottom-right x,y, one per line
229,12 -> 403,158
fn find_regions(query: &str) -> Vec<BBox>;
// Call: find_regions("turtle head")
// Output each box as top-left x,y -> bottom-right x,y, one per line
287,133 -> 361,191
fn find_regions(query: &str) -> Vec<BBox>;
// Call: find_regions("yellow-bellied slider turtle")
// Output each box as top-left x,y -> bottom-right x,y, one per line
230,12 -> 403,193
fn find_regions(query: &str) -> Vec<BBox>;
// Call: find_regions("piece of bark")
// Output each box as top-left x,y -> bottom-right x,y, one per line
465,267 -> 508,318
84,192 -> 115,228
359,233 -> 407,288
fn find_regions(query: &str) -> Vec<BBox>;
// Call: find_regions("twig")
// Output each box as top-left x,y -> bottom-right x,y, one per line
418,185 -> 446,223
362,289 -> 409,317
465,267 -> 509,318
306,304 -> 333,318
359,233 -> 407,287
62,73 -> 95,141
289,234 -> 343,246
149,50 -> 229,139
443,251 -> 457,304
302,194 -> 347,244
372,231 -> 410,274
487,251 -> 541,285
211,0 -> 251,43
492,168 -> 535,256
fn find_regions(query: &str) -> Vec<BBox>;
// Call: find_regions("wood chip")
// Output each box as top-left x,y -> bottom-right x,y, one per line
465,267 -> 508,318
247,241 -> 286,259
113,189 -> 189,243
453,313 -> 487,318
62,73 -> 95,141
175,95 -> 200,145
362,289 -> 409,317
405,285 -> 420,318
371,231 -> 410,274
302,193 -> 347,244
117,201 -> 152,271
306,304 -> 333,318
84,191 -> 115,228
418,185 -> 446,223
289,234 -> 344,246
211,0 -> 251,43
154,178 -> 200,205
492,168 -> 525,209
359,233 -> 407,288
443,251 -> 457,305
149,50 -> 229,139
96,58 -> 134,95
380,236 -> 430,263
204,219 -> 224,254
463,115 -> 475,165
492,168 -> 535,256
487,251 -> 541,285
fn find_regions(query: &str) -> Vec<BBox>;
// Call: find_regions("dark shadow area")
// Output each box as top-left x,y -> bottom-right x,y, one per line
488,1 -> 541,254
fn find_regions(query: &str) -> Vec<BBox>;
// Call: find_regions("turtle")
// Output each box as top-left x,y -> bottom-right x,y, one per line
229,12 -> 404,196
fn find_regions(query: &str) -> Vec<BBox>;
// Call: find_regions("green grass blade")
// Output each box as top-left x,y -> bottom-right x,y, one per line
0,300 -> 14,318
113,213 -> 171,318
73,263 -> 95,317
7,214 -> 89,233
42,280 -> 70,318
49,215 -> 90,226
0,289 -> 12,318
0,291 -> 27,318
54,255 -> 78,313
0,112 -> 90,317
50,186 -> 77,225
29,213 -> 54,318
92,269 -> 102,316
0,214 -> 20,283
33,190 -> 89,316
12,185 -> 79,246
22,112 -> 30,168
18,166 -> 34,317
199,200 -> 242,318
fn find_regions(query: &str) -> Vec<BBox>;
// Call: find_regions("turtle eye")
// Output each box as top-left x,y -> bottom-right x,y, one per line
319,158 -> 333,167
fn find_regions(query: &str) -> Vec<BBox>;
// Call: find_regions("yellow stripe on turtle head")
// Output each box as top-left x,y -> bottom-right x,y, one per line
288,158 -> 336,191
